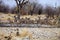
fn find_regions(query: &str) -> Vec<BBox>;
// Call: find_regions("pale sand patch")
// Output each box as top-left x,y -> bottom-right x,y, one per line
0,27 -> 60,40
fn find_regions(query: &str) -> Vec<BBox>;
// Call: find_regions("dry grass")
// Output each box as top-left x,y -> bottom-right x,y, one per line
0,13 -> 47,21
0,13 -> 59,27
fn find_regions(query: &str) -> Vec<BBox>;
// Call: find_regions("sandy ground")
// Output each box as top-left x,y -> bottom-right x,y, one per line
0,27 -> 60,40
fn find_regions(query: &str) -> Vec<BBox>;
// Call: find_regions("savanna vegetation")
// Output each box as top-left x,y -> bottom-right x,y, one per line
0,0 -> 60,27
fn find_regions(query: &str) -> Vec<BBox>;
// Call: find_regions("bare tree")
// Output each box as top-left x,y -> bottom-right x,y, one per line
28,2 -> 37,15
37,4 -> 43,15
55,7 -> 60,17
15,0 -> 29,19
45,6 -> 55,18
0,0 -> 9,13
0,0 -> 2,4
